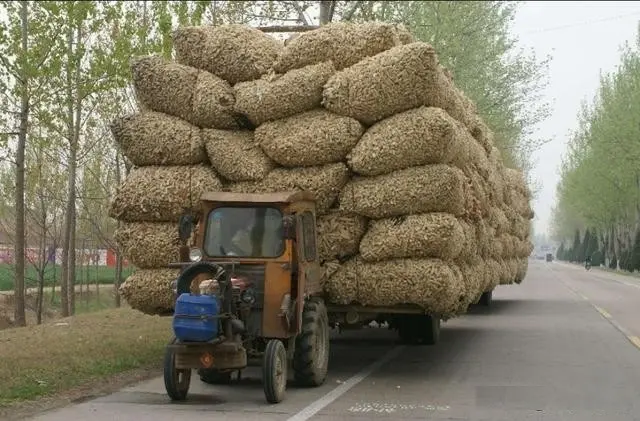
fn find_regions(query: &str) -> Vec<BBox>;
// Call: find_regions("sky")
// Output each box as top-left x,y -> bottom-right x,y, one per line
511,1 -> 640,238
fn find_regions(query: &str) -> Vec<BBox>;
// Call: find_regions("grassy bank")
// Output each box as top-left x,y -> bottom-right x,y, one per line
0,307 -> 171,406
0,264 -> 135,292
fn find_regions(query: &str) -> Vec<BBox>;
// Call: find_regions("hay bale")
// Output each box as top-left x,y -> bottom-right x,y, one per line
515,258 -> 529,283
471,118 -> 495,154
458,220 -> 480,260
114,222 -> 180,269
131,56 -> 237,129
109,165 -> 222,222
339,164 -> 470,219
273,22 -> 414,73
465,168 -> 490,217
257,109 -> 363,167
131,56 -> 198,123
484,259 -> 502,291
119,268 -> 180,315
234,61 -> 336,126
457,259 -> 487,305
322,43 -> 444,125
325,257 -> 466,315
190,71 -> 241,129
359,213 -> 465,262
347,107 -> 475,176
487,207 -> 510,235
110,112 -> 207,166
504,167 -> 530,197
317,211 -> 368,262
173,24 -> 282,85
227,163 -> 349,214
203,129 -> 273,181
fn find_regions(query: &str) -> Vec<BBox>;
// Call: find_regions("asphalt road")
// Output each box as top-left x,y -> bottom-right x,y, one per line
22,260 -> 640,421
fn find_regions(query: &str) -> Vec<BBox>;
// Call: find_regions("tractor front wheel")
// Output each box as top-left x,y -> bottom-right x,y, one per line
163,338 -> 191,401
263,339 -> 287,404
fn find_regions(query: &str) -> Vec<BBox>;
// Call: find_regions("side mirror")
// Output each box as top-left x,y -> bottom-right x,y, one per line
282,215 -> 297,240
178,211 -> 195,244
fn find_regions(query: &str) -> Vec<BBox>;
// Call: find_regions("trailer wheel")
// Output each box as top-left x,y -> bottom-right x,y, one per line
397,315 -> 440,346
293,297 -> 330,387
163,338 -> 191,401
263,339 -> 287,404
478,290 -> 493,307
198,368 -> 232,385
420,314 -> 440,345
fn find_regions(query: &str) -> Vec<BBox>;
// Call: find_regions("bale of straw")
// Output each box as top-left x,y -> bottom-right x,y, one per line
459,220 -> 480,260
484,259 -> 502,291
317,211 -> 368,262
338,164 -> 470,219
487,206 -> 510,235
257,109 -> 363,167
359,213 -> 465,262
131,56 -> 237,129
234,61 -> 336,126
470,118 -> 495,154
119,268 -> 180,316
515,258 -> 529,283
109,165 -> 222,222
110,112 -> 207,166
457,259 -> 487,306
465,168 -> 490,217
347,107 -> 475,176
273,22 -> 415,73
202,129 -> 274,181
324,256 -> 466,315
511,215 -> 531,240
173,24 -> 283,85
504,167 -> 530,197
322,43 -> 444,125
508,190 -> 534,219
114,222 -> 180,269
190,71 -> 242,129
227,163 -> 349,214
131,56 -> 198,123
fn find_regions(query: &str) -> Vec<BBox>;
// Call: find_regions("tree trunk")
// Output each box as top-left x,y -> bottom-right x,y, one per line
13,1 -> 30,327
318,1 -> 335,25
114,153 -> 123,307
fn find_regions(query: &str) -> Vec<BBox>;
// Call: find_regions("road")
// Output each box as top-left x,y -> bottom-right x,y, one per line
21,260 -> 640,421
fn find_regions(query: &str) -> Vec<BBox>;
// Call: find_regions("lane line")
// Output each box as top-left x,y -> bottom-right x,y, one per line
545,264 -> 640,351
286,345 -> 405,421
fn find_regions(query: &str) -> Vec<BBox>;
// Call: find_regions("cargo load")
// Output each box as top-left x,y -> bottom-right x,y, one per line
110,23 -> 533,318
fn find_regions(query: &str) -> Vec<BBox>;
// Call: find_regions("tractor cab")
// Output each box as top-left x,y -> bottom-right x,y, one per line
165,191 -> 329,404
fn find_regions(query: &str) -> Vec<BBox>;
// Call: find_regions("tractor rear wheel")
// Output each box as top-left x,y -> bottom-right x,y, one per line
293,297 -> 330,387
478,290 -> 493,307
397,314 -> 440,346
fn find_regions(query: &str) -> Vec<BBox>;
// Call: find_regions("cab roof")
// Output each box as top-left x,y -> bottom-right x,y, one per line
200,190 -> 316,204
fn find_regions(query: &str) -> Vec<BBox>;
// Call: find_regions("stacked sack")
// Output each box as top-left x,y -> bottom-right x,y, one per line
110,22 -> 534,317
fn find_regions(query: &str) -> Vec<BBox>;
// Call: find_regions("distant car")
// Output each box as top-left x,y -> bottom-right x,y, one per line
545,253 -> 553,262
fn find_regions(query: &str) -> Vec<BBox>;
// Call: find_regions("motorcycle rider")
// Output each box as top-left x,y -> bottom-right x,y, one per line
585,255 -> 592,269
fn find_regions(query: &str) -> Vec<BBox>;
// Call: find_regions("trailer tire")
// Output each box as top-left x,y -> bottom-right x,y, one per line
397,315 -> 440,346
293,297 -> 330,387
478,290 -> 493,307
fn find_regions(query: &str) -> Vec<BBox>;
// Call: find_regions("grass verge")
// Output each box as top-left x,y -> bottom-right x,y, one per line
0,307 -> 171,408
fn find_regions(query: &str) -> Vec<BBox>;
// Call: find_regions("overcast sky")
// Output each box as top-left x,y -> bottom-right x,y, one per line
511,1 -> 640,237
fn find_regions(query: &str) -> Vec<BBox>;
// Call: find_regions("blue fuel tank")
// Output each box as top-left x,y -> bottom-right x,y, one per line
172,293 -> 220,342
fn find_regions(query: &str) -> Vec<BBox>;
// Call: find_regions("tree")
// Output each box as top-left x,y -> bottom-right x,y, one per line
0,1 -> 62,326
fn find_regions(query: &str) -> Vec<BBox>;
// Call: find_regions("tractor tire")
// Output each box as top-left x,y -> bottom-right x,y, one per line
263,339 -> 287,404
293,297 -> 330,387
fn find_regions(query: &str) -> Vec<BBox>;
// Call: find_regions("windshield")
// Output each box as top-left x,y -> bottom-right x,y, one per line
203,206 -> 285,258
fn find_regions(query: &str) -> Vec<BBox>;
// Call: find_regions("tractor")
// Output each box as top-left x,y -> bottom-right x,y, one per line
163,191 -> 329,404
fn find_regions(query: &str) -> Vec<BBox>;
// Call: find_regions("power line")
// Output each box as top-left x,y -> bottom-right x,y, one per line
523,10 -> 640,35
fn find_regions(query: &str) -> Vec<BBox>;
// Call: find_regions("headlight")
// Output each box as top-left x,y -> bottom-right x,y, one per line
240,287 -> 256,305
189,247 -> 203,262
171,279 -> 178,294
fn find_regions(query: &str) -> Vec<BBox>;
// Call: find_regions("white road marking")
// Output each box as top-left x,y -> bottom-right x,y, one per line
285,346 -> 405,421
348,402 -> 450,413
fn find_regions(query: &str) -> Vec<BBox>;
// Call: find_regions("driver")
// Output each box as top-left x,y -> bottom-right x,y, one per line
230,212 -> 283,256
